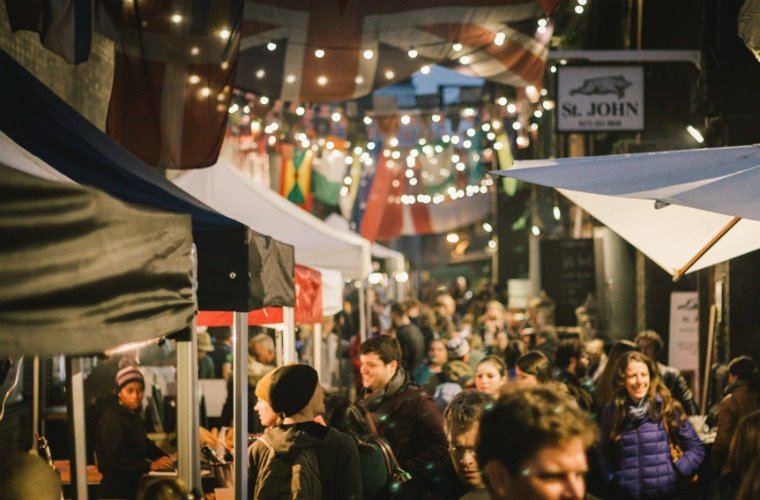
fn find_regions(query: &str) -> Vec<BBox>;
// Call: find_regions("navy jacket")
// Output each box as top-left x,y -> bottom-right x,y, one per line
599,396 -> 705,499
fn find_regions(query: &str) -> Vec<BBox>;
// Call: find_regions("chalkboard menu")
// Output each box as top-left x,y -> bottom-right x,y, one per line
540,239 -> 596,326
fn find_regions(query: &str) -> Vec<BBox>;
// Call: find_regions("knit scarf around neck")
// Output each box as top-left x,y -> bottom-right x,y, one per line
625,396 -> 651,424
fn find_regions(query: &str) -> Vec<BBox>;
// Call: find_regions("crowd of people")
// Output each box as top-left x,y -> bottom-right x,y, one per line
207,276 -> 760,500
8,279 -> 760,500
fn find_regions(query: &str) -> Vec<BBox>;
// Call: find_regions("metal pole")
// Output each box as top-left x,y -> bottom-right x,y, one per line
313,323 -> 323,381
283,307 -> 296,364
358,282 -> 367,343
275,328 -> 284,367
31,356 -> 40,454
65,357 -> 88,500
233,312 -> 249,500
176,324 -> 201,491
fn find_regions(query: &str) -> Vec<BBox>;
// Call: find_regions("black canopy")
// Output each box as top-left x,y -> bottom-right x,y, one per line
0,165 -> 196,356
0,50 -> 294,311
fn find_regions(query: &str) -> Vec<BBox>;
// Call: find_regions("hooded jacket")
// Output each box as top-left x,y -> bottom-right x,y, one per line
248,421 -> 362,499
358,368 -> 448,477
599,395 -> 705,499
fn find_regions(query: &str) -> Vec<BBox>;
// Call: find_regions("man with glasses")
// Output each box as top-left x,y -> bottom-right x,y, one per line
394,390 -> 492,499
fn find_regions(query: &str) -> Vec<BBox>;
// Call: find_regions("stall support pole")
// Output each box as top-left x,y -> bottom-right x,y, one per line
31,356 -> 40,454
233,312 -> 249,500
313,323 -> 322,381
176,324 -> 201,492
275,329 -> 284,367
283,307 -> 296,364
359,282 -> 367,343
65,357 -> 88,500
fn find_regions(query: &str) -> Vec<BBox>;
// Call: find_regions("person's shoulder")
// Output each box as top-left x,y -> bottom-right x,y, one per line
325,426 -> 357,448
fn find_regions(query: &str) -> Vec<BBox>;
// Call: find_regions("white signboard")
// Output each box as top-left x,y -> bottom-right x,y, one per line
668,291 -> 699,399
557,66 -> 644,132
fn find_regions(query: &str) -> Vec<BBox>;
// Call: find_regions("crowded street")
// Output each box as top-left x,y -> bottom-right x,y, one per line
2,1 -> 760,499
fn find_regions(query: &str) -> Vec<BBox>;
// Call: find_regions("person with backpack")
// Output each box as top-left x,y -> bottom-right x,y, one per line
247,364 -> 362,499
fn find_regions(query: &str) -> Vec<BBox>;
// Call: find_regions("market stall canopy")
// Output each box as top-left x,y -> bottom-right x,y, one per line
324,213 -> 407,272
0,50 -> 295,311
0,164 -> 195,357
198,264 -> 328,326
490,145 -> 760,276
174,160 -> 372,280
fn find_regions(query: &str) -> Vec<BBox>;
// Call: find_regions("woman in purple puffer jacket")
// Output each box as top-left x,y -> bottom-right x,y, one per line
599,351 -> 705,499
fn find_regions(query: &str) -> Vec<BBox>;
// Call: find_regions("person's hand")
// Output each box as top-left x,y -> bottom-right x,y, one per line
150,456 -> 174,471
199,426 -> 218,448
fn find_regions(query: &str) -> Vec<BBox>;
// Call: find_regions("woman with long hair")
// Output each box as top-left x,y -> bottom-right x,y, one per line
593,339 -> 637,412
706,410 -> 760,500
599,351 -> 704,499
514,350 -> 554,387
710,355 -> 760,472
324,395 -> 389,499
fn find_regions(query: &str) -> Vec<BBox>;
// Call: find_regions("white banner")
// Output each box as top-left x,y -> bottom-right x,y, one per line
557,66 -> 644,132
668,291 -> 700,399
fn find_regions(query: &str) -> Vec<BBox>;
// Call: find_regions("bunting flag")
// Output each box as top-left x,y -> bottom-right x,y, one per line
236,0 -> 558,102
312,136 -> 348,206
279,143 -> 313,209
101,0 -> 243,169
4,0 -> 93,64
360,154 -> 405,241
494,129 -> 518,195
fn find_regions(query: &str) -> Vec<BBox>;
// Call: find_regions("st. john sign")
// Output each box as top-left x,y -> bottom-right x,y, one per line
557,66 -> 644,132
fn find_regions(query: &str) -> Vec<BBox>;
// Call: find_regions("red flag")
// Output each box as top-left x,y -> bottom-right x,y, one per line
103,0 -> 243,169
236,0 -> 558,102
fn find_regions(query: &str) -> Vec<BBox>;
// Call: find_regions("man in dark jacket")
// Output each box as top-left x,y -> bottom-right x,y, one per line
357,336 -> 449,477
391,301 -> 425,374
636,330 -> 700,415
554,338 -> 594,414
394,390 -> 492,499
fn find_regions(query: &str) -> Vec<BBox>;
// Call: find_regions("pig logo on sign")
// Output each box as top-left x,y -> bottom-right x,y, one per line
569,75 -> 632,99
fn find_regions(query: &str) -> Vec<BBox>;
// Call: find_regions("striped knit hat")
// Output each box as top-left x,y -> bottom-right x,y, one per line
115,358 -> 144,391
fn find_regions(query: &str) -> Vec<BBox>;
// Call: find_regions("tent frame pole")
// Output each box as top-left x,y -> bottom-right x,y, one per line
176,322 -> 201,491
283,307 -> 296,364
313,322 -> 322,381
65,356 -> 88,500
673,217 -> 741,282
358,282 -> 367,343
233,312 -> 249,500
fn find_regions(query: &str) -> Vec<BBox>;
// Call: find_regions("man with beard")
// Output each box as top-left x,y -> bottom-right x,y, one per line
394,390 -> 493,499
357,335 -> 448,477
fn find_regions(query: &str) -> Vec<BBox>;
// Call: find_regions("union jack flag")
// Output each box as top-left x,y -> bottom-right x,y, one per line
101,0 -> 243,169
236,0 -> 558,102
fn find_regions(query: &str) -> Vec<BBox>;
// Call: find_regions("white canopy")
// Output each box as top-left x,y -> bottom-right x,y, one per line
316,267 -> 344,316
174,160 -> 373,280
490,145 -> 760,276
324,213 -> 406,272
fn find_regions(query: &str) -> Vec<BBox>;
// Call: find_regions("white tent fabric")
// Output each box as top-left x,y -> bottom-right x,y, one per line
490,145 -> 760,276
559,189 -> 760,275
0,131 -> 72,182
492,145 -> 760,221
174,160 -> 373,280
323,213 -> 407,272
316,267 -> 344,316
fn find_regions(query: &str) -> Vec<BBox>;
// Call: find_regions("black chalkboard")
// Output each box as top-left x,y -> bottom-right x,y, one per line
540,239 -> 596,326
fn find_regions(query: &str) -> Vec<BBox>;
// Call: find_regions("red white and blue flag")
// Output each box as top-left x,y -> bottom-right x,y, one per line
237,0 -> 558,102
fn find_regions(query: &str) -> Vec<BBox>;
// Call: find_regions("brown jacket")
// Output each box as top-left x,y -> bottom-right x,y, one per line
710,382 -> 760,471
358,369 -> 448,477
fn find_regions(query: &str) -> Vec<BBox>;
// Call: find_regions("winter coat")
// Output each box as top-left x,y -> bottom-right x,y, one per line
358,368 -> 449,477
709,381 -> 760,471
659,362 -> 700,416
599,396 -> 705,499
248,421 -> 362,500
95,402 -> 168,500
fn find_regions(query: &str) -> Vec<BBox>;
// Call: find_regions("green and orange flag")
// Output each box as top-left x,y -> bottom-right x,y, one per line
279,143 -> 314,210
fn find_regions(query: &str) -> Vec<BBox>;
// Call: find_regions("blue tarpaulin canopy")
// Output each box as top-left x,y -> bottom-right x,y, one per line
0,49 -> 294,311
